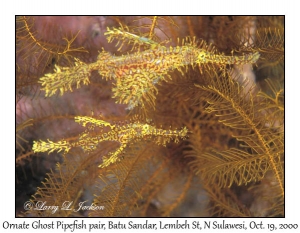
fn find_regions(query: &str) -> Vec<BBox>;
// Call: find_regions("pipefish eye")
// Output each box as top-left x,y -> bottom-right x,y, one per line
197,51 -> 206,62
142,124 -> 150,133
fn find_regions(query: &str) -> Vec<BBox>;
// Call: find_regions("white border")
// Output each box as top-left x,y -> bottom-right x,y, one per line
2,0 -> 299,232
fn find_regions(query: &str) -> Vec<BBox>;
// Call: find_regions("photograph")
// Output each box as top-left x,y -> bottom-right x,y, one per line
15,15 -> 284,218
